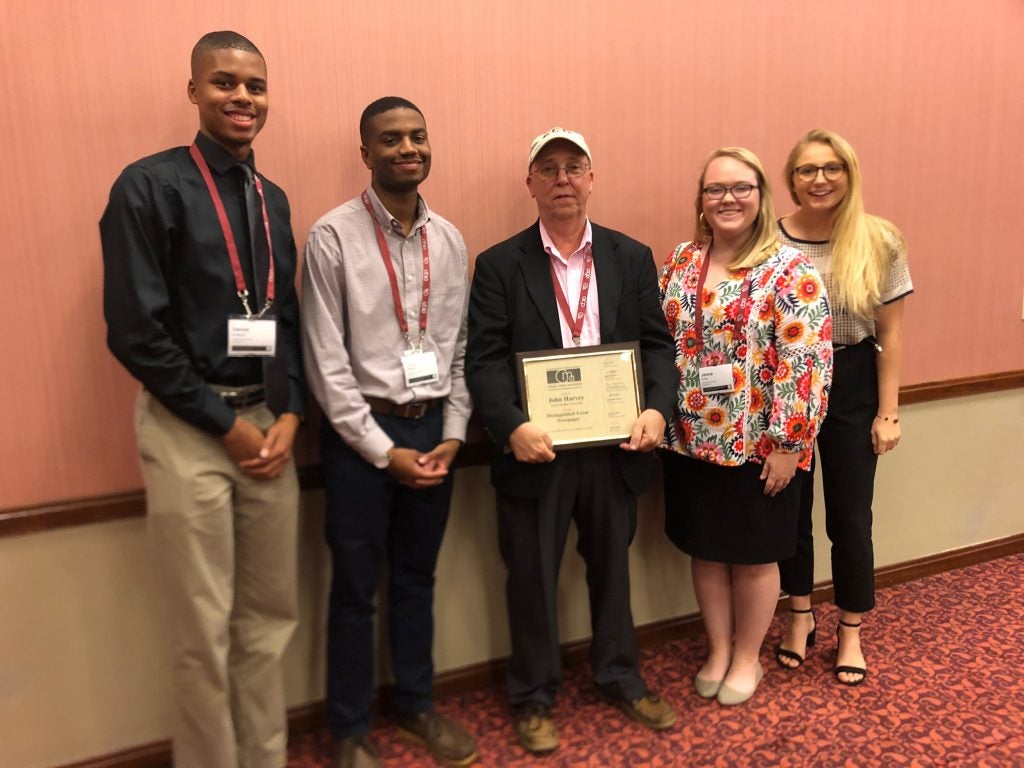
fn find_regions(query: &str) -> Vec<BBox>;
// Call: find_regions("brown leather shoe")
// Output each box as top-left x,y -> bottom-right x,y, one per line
513,702 -> 559,754
602,690 -> 678,730
335,736 -> 382,768
397,708 -> 479,766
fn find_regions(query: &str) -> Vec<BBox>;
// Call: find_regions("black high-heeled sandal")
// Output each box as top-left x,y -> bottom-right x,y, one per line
835,619 -> 867,686
774,607 -> 816,669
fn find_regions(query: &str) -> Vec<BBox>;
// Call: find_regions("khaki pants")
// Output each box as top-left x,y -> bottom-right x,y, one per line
136,391 -> 298,768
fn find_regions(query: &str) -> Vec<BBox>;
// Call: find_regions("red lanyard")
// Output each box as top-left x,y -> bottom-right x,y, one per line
189,143 -> 275,318
549,249 -> 593,346
692,242 -> 752,354
361,192 -> 430,349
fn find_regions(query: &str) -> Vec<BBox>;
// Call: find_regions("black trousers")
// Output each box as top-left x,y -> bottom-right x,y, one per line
496,447 -> 646,708
779,340 -> 879,613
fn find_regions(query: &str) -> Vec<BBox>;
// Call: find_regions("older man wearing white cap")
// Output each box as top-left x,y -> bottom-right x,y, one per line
466,128 -> 679,753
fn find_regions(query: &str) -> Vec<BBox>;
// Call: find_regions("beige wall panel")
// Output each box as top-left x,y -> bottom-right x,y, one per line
869,392 -> 1024,569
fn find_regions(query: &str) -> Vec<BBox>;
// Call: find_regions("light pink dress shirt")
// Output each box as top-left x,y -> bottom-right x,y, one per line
539,219 -> 601,348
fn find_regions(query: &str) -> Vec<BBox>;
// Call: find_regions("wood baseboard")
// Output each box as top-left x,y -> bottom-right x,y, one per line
899,369 -> 1024,406
57,742 -> 171,768
57,530 -> 1024,768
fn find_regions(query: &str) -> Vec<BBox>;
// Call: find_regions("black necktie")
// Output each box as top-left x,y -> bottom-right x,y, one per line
239,164 -> 268,304
240,164 -> 290,416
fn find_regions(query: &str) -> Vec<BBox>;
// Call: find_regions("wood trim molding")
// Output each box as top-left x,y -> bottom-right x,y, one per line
0,417 -> 494,539
811,528 -> 1024,601
0,465 -> 331,538
0,491 -> 146,538
899,369 -> 1024,405
4,368 -> 1022,538
56,531 -> 1024,768
58,742 -> 171,768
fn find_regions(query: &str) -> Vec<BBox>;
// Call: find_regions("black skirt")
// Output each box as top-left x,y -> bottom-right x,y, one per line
661,450 -> 803,565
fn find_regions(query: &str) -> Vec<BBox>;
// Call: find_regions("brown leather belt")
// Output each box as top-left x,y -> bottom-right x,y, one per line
365,396 -> 443,419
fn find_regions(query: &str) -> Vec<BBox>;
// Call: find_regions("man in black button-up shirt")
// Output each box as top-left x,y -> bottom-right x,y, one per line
100,31 -> 302,768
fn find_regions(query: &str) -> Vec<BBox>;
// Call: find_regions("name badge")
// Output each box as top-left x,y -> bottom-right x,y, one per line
699,364 -> 734,394
401,349 -> 439,386
227,316 -> 277,357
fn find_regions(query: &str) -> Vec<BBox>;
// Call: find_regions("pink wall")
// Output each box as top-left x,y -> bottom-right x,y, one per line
2,0 -> 1022,508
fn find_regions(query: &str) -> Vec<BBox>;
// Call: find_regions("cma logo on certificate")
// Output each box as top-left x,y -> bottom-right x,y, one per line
546,367 -> 582,385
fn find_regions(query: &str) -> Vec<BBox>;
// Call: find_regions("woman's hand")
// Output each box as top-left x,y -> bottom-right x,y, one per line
872,416 -> 901,455
760,450 -> 801,497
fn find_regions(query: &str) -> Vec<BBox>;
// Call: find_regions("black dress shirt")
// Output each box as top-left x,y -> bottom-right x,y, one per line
101,132 -> 305,436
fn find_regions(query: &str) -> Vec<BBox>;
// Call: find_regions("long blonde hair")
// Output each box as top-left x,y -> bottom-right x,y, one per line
694,147 -> 780,270
784,129 -> 904,318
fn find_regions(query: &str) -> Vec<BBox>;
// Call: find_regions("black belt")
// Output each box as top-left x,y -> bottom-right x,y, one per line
365,396 -> 443,419
834,337 -> 880,354
212,384 -> 265,409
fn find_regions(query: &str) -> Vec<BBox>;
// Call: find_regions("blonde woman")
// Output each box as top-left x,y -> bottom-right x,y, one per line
775,130 -> 912,686
659,148 -> 832,705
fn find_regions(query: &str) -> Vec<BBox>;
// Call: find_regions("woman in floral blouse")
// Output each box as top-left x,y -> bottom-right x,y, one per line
659,147 -> 832,705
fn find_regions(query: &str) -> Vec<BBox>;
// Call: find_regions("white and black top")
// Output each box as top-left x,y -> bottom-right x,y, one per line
779,220 -> 913,347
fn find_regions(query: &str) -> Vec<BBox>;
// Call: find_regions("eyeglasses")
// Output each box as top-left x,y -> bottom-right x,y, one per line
792,162 -> 847,182
530,161 -> 591,181
701,183 -> 759,200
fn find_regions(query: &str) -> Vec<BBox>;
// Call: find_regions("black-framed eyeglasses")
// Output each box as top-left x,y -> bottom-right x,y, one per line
530,161 -> 591,181
701,183 -> 759,200
792,162 -> 847,182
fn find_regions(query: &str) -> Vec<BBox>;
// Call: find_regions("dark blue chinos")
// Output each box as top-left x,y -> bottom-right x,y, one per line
321,407 -> 452,737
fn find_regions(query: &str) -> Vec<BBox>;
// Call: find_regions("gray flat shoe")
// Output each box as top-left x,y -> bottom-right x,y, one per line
716,662 -> 764,706
694,675 -> 722,698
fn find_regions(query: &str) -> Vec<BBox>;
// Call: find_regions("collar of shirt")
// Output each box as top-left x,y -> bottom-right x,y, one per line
363,185 -> 430,237
539,218 -> 593,263
194,131 -> 256,177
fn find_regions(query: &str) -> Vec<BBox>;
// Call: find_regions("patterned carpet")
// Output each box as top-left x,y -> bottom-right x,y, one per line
288,553 -> 1024,767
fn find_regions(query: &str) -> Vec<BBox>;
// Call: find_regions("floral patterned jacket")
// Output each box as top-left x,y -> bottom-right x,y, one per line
659,241 -> 833,469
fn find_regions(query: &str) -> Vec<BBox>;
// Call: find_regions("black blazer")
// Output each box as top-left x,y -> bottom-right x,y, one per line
466,221 -> 678,498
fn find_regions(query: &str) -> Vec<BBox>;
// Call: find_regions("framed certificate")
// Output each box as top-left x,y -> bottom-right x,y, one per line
515,342 -> 645,449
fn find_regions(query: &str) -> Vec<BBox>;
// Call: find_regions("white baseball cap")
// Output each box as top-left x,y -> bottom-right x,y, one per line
528,127 -> 591,167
